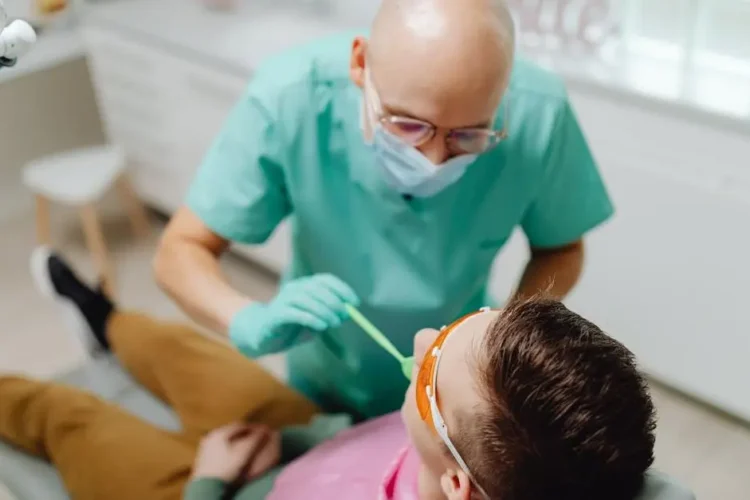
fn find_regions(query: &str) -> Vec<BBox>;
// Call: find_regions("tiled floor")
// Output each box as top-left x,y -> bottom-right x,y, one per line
1,208 -> 748,499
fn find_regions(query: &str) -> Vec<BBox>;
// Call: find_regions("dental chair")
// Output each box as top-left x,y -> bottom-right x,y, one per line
0,357 -> 696,500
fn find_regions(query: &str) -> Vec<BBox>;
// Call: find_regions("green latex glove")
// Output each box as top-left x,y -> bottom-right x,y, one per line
230,274 -> 359,357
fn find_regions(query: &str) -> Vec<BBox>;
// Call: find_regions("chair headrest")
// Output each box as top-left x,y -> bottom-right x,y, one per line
637,471 -> 695,500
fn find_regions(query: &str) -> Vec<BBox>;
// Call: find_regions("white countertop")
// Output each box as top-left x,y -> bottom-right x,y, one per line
83,0 -> 365,77
80,0 -> 750,136
0,28 -> 84,84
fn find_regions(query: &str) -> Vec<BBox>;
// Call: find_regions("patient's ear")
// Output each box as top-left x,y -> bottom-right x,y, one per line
440,469 -> 472,500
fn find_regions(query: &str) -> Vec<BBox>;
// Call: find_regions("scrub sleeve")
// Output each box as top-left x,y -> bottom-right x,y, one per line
521,101 -> 614,248
186,84 -> 291,246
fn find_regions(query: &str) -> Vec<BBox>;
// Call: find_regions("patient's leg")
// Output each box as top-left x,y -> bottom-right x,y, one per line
0,376 -> 193,500
108,312 -> 319,441
31,247 -> 319,443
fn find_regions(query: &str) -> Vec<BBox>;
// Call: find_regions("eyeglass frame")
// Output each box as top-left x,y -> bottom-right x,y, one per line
376,106 -> 510,155
365,69 -> 511,155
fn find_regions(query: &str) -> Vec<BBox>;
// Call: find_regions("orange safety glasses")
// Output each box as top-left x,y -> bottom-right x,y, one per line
414,307 -> 494,499
415,309 -> 483,425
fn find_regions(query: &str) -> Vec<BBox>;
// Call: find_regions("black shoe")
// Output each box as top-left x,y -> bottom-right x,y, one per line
30,246 -> 114,354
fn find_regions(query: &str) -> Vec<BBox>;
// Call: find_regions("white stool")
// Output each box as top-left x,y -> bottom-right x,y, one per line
22,146 -> 150,297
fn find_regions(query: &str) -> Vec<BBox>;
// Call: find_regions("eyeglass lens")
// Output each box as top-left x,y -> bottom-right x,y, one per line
383,117 -> 505,155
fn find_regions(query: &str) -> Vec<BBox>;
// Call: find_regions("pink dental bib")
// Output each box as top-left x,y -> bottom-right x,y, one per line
269,412 -> 420,499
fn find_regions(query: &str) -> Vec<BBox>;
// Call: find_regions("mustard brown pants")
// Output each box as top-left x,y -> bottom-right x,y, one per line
0,312 -> 318,500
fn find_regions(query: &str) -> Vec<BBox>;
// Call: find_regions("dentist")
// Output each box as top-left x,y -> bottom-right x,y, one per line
154,0 -> 613,419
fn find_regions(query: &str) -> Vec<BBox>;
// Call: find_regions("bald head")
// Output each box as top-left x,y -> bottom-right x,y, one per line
370,0 -> 515,76
350,0 -> 515,163
371,0 -> 514,95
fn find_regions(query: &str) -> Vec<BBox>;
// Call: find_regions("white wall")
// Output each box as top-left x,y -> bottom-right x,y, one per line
489,89 -> 750,420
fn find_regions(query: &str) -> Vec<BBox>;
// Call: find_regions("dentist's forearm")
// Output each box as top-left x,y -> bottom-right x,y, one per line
155,242 -> 249,333
154,239 -> 250,335
154,208 -> 254,336
514,240 -> 584,300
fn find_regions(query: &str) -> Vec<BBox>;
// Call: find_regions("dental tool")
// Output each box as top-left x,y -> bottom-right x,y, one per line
345,304 -> 415,380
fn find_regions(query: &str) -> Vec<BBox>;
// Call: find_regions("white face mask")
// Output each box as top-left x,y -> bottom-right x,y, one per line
361,73 -> 478,198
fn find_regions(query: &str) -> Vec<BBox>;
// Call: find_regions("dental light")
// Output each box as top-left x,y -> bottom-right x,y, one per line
0,0 -> 37,69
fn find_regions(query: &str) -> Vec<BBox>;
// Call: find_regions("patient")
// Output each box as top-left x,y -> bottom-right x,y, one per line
0,248 -> 656,500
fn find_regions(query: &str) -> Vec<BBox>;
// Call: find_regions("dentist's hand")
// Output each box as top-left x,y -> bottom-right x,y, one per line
229,274 -> 359,357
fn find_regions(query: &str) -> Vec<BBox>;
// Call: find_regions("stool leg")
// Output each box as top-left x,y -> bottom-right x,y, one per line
116,174 -> 150,238
35,195 -> 52,245
79,205 -> 116,298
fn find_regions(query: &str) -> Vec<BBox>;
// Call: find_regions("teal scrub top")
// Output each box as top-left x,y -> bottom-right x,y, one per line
187,32 -> 614,418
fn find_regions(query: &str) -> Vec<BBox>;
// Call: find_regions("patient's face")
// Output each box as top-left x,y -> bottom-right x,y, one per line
401,311 -> 499,475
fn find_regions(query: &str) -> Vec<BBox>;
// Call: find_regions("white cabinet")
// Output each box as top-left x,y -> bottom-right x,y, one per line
84,25 -> 249,212
172,67 -> 246,175
84,26 -> 182,211
83,24 -> 292,272
571,93 -> 750,420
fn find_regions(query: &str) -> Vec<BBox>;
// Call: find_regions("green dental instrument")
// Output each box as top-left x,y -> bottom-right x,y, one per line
345,304 -> 414,380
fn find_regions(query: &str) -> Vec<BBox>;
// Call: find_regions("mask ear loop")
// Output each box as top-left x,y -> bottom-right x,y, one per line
364,68 -> 384,115
361,69 -> 380,143
364,68 -> 388,137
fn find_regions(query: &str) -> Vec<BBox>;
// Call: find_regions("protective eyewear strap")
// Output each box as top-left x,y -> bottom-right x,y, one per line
426,308 -> 494,498
428,339 -> 491,500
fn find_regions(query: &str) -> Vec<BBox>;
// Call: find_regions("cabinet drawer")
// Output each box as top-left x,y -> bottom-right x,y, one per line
130,162 -> 188,213
85,28 -> 177,149
85,26 -> 177,124
83,26 -> 163,75
82,24 -> 249,217
170,61 -> 247,178
181,69 -> 246,109
88,60 -> 165,105
96,91 -> 167,132
108,121 -> 174,169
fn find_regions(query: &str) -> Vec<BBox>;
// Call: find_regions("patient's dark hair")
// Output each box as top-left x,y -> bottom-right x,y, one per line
455,296 -> 656,500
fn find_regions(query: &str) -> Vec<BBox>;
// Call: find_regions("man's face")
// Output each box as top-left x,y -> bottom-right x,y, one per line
351,36 -> 506,164
401,311 -> 500,476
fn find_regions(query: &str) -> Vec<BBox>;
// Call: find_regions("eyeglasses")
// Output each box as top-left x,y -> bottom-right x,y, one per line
415,307 -> 494,500
365,70 -> 510,155
378,107 -> 509,155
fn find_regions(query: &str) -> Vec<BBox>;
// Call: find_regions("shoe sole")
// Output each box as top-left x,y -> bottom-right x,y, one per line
30,246 -> 56,299
29,246 -> 99,358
